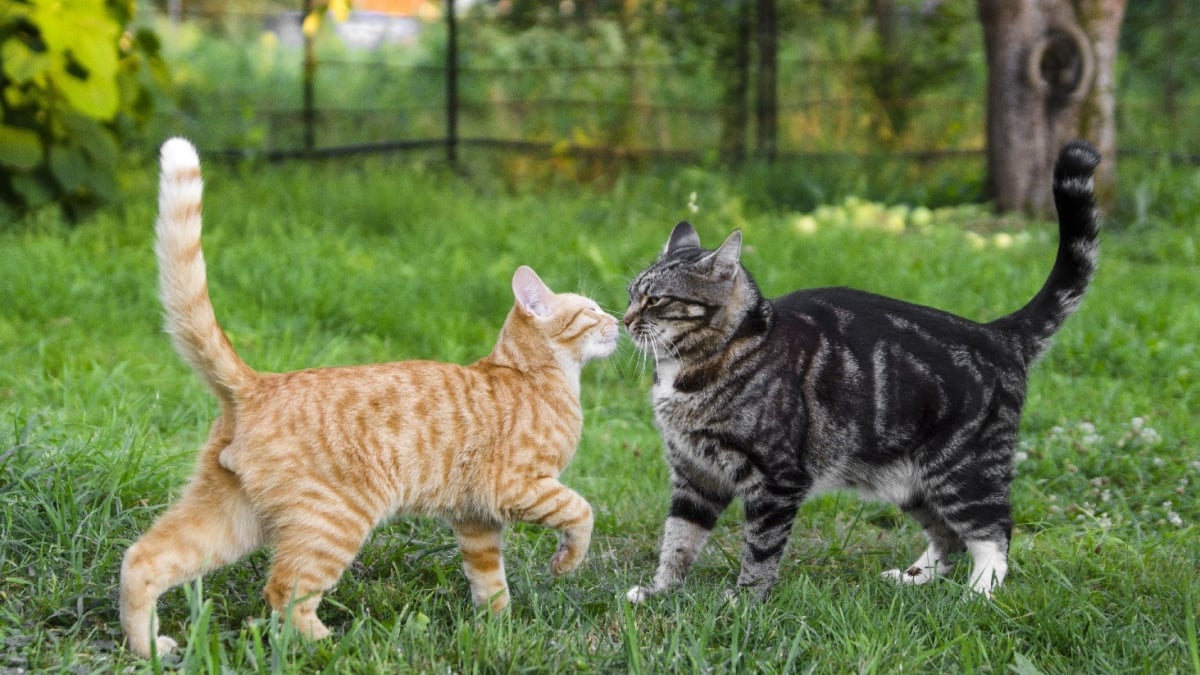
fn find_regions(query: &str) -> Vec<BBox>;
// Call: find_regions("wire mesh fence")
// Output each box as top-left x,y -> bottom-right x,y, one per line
144,3 -> 1200,166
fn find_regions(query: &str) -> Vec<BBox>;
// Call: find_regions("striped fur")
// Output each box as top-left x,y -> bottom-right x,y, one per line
624,140 -> 1101,603
120,138 -> 618,659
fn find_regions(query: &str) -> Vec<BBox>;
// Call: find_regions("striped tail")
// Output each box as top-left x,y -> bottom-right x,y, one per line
992,139 -> 1102,364
154,138 -> 256,407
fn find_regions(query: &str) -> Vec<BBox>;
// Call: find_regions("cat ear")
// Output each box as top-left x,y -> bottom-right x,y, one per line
700,230 -> 742,280
661,221 -> 702,257
512,265 -> 553,318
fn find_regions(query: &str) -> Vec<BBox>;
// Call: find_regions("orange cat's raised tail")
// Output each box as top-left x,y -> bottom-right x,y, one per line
121,138 -> 619,659
154,138 -> 256,408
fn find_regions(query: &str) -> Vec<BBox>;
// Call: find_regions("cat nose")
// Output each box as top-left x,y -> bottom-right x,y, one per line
622,312 -> 636,329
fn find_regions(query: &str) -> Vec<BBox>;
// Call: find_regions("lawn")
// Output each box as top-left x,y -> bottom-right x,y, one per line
1,151 -> 1197,672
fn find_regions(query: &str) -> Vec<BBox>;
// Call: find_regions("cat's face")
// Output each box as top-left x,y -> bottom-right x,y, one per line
555,293 -> 622,363
624,222 -> 743,360
512,266 -> 620,365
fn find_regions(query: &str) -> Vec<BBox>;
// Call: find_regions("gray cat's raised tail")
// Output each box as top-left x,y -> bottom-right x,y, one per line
155,138 -> 257,409
991,139 -> 1101,363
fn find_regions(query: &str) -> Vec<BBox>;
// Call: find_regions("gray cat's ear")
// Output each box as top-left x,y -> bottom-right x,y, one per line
662,221 -> 702,257
513,265 -> 553,318
701,230 -> 741,280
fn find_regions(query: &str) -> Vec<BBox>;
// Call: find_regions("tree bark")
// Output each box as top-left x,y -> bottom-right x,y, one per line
977,0 -> 1126,215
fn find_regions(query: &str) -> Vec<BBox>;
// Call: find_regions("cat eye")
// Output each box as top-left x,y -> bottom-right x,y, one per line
644,296 -> 666,308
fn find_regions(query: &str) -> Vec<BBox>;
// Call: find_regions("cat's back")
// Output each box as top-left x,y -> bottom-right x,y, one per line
227,361 -> 488,471
233,358 -> 581,474
771,287 -> 1016,359
248,360 -> 482,421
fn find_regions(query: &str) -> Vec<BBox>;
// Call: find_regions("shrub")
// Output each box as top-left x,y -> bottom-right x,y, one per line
0,0 -> 167,222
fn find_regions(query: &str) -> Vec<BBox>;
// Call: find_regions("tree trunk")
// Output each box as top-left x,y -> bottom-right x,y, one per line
977,0 -> 1126,215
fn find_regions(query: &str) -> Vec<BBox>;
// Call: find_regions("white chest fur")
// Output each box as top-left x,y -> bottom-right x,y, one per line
651,360 -> 681,404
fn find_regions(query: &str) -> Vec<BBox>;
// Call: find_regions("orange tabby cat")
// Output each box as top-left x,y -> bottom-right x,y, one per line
120,138 -> 619,659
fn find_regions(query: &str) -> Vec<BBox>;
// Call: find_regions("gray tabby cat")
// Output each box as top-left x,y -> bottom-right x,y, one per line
623,140 -> 1101,601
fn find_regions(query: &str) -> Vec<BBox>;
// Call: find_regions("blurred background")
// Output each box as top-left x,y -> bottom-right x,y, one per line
0,0 -> 1193,221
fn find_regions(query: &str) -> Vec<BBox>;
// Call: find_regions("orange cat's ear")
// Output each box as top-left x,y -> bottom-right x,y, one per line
513,266 -> 553,318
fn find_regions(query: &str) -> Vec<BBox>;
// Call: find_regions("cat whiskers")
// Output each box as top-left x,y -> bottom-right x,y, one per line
629,323 -> 679,379
610,336 -> 650,381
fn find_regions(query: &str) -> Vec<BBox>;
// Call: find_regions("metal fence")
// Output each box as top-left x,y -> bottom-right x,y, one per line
150,4 -> 1200,166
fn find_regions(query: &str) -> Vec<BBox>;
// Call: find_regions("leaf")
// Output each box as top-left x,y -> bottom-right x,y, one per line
49,54 -> 119,119
83,162 -> 118,202
64,25 -> 119,81
28,0 -> 119,119
48,144 -> 87,192
32,1 -> 118,55
1,83 -> 38,110
0,124 -> 43,170
1,38 -> 51,84
61,112 -> 118,168
131,27 -> 162,56
11,171 -> 55,209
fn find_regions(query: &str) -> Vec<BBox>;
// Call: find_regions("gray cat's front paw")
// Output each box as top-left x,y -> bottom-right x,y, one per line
626,585 -> 655,603
882,565 -> 937,585
731,580 -> 772,602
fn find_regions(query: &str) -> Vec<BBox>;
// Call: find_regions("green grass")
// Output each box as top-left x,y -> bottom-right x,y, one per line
1,153 -> 1197,673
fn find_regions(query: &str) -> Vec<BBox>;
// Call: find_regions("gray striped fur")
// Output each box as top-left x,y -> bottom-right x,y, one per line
624,140 -> 1101,601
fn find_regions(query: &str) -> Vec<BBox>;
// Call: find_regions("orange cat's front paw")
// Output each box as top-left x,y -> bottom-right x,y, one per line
549,543 -> 586,576
294,614 -> 331,641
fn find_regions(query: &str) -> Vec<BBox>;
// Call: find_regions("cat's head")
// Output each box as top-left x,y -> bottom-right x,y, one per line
511,266 -> 619,368
624,221 -> 759,360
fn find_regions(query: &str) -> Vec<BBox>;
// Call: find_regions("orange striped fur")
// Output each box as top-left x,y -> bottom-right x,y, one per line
119,138 -> 619,659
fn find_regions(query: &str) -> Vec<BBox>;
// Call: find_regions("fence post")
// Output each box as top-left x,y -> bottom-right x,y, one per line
717,1 -> 751,164
302,0 -> 316,153
755,0 -> 777,161
446,0 -> 458,167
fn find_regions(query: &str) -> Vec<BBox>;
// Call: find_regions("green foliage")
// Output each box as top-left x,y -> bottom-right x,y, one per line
0,154 -> 1197,671
0,0 -> 167,221
857,0 -> 975,146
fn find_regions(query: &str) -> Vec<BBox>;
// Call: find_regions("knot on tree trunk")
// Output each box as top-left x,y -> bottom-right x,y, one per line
1026,25 -> 1095,109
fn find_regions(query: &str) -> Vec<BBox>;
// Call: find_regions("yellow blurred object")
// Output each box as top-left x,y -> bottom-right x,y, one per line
301,11 -> 320,37
416,1 -> 442,21
330,0 -> 351,22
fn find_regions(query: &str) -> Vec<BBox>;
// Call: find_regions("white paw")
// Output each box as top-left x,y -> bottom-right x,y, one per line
154,635 -> 178,656
882,565 -> 937,585
626,585 -> 650,603
968,576 -> 999,600
965,540 -> 1007,599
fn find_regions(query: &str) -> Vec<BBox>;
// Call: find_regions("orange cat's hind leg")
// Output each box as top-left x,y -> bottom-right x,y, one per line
449,519 -> 509,613
120,439 -> 263,658
262,513 -> 373,641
